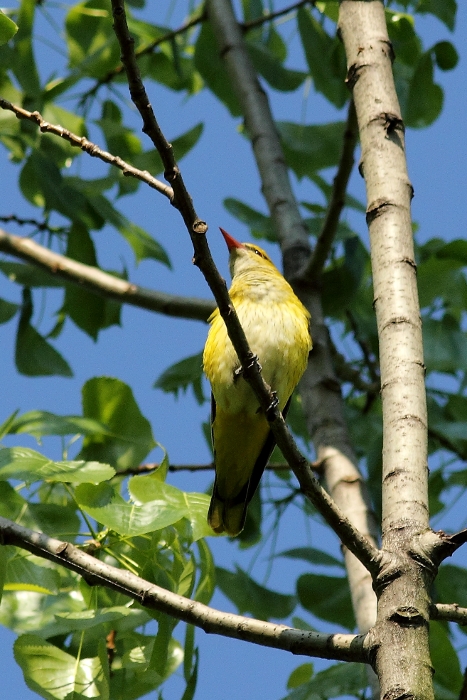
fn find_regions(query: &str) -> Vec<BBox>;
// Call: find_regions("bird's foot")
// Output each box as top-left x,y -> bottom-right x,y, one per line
266,391 -> 279,420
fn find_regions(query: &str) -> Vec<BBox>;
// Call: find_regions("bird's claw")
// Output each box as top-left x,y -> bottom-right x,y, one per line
266,391 -> 279,420
247,354 -> 262,373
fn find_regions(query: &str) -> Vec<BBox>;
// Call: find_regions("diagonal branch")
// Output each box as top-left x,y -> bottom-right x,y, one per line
110,0 -> 381,576
305,99 -> 359,280
0,99 -> 173,200
0,516 -> 369,663
206,0 -> 379,642
0,229 -> 214,322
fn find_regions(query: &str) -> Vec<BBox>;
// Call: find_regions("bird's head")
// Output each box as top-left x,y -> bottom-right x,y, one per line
219,227 -> 278,279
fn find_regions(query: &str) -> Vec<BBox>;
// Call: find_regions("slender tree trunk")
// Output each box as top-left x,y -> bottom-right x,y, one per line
338,2 -> 432,697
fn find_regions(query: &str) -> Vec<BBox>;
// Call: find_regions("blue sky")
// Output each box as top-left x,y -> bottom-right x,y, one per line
0,2 -> 466,698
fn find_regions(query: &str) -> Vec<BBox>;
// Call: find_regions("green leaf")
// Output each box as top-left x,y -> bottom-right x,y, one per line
53,606 -> 149,633
180,647 -> 198,700
82,191 -> 171,265
297,7 -> 348,108
0,546 -> 7,603
278,547 -> 344,568
194,22 -> 241,116
75,482 -> 187,536
11,0 -> 40,96
0,447 -> 115,484
142,51 -> 199,94
63,224 -> 121,338
96,100 -> 142,163
405,52 -> 443,128
154,351 -> 205,405
0,262 -> 63,288
10,410 -> 111,439
0,297 -> 18,323
20,153 -> 100,226
277,121 -> 346,179
436,564 -> 467,608
28,503 -> 81,538
0,481 -> 27,519
223,198 -> 276,241
417,0 -> 457,31
79,377 -> 156,469
5,556 -> 60,595
246,41 -> 306,92
0,10 -> 18,45
65,0 -> 120,78
297,574 -> 355,629
282,662 -> 367,700
432,41 -> 458,71
15,289 -> 73,377
194,539 -> 215,606
14,633 -> 109,700
216,566 -> 296,620
128,475 -> 211,541
287,663 -> 313,689
418,256 -> 467,310
423,315 -> 467,374
430,621 -> 463,695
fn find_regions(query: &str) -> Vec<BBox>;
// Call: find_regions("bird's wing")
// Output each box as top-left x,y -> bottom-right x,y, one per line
244,394 -> 292,506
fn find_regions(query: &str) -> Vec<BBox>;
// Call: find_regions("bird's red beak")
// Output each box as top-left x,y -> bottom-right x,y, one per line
220,227 -> 244,252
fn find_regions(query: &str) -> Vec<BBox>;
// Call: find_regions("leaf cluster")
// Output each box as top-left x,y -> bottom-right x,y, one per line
0,0 -> 464,699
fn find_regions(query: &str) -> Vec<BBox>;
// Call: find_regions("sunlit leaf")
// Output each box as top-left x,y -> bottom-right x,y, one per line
79,377 -> 156,469
14,634 -> 109,700
0,447 -> 115,484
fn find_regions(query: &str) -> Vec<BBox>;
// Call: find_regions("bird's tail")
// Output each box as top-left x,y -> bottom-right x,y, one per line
208,479 -> 249,537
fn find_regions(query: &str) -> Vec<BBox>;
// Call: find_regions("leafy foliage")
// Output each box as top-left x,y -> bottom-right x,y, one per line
0,0 -> 464,699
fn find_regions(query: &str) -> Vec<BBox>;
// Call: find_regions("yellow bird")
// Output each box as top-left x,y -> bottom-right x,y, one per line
203,228 -> 312,536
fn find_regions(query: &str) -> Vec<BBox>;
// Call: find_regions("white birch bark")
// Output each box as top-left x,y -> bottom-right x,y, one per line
338,3 -> 432,698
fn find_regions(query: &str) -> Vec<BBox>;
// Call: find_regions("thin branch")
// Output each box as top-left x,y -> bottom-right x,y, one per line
116,462 -> 293,476
0,516 -> 368,663
305,100 -> 359,280
0,98 -> 174,201
0,229 -> 215,322
431,604 -> 467,626
82,0 -> 313,102
345,310 -> 379,386
0,215 -> 67,235
329,337 -> 380,396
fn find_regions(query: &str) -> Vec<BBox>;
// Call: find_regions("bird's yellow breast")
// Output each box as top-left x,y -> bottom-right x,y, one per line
203,268 -> 311,415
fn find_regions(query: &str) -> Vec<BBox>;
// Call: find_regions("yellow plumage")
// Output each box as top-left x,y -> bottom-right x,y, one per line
203,228 -> 312,536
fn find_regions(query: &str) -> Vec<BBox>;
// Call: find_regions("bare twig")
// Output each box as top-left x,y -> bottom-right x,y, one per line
0,229 -> 214,322
0,98 -> 174,200
0,516 -> 369,663
305,100 -> 359,280
431,603 -> 467,626
115,461 -> 293,476
0,215 -> 67,235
